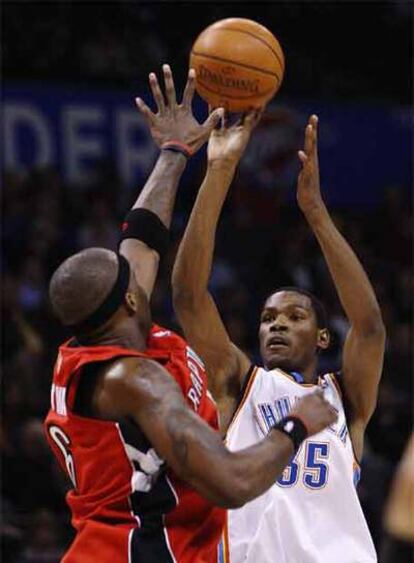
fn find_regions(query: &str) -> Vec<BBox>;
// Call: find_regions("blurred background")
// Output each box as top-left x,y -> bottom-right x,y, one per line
2,1 -> 413,561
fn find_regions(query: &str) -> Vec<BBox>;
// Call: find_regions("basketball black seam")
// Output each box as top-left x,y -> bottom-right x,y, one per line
191,50 -> 281,81
196,80 -> 276,100
209,26 -> 285,71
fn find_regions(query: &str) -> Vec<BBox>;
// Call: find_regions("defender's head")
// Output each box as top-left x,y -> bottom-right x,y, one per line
259,287 -> 330,373
49,248 -> 151,341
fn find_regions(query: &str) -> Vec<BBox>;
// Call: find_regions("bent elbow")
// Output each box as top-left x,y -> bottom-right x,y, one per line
189,472 -> 249,509
358,310 -> 386,339
361,394 -> 379,424
368,316 -> 386,339
219,478 -> 252,509
204,468 -> 251,509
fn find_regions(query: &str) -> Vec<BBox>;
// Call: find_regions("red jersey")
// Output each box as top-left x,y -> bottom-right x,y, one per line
44,324 -> 225,563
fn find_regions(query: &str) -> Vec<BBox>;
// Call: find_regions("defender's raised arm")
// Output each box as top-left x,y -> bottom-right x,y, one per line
120,65 -> 222,298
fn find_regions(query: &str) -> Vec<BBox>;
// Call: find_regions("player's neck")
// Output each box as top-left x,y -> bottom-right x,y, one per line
301,359 -> 318,384
79,319 -> 148,351
282,360 -> 318,384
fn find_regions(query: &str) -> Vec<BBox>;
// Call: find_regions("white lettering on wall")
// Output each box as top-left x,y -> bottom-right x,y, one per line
3,104 -> 53,170
62,106 -> 105,184
116,109 -> 157,186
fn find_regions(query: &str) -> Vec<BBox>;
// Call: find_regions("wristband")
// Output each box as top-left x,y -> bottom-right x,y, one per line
273,416 -> 308,452
161,140 -> 193,159
119,208 -> 169,259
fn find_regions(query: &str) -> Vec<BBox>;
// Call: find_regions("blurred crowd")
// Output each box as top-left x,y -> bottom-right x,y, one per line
1,159 -> 412,560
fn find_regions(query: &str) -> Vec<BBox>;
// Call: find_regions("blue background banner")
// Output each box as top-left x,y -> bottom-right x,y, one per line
2,83 -> 412,206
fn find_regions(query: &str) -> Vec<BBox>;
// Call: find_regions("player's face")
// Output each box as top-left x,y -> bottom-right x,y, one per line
259,291 -> 319,373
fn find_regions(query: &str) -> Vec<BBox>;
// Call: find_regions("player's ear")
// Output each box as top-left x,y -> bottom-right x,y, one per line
317,328 -> 330,350
124,291 -> 138,315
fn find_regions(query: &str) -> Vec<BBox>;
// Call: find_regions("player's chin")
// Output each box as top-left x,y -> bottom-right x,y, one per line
264,349 -> 294,371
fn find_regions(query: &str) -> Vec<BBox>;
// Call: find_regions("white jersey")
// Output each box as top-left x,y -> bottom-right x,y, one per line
221,367 -> 377,563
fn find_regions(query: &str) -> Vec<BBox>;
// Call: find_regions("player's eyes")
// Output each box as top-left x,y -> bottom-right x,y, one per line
290,314 -> 304,321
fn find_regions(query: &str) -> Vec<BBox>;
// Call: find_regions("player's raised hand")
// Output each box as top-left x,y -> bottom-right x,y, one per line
207,108 -> 263,166
135,65 -> 224,155
297,115 -> 325,216
290,389 -> 338,437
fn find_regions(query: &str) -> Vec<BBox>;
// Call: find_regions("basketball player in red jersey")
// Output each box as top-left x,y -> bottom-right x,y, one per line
44,66 -> 337,563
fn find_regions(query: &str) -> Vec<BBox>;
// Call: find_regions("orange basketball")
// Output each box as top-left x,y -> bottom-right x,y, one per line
190,18 -> 285,112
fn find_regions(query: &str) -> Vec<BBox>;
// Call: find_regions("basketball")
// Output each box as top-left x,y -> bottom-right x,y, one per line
189,18 -> 285,112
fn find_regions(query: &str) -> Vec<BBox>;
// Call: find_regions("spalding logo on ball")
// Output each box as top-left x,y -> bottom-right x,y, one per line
190,18 -> 285,112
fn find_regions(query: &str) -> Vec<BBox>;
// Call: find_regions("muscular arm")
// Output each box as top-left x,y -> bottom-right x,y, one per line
297,116 -> 386,460
119,150 -> 186,298
120,65 -> 222,298
94,356 -> 336,508
172,117 -> 260,401
305,207 -> 385,421
172,161 -> 249,400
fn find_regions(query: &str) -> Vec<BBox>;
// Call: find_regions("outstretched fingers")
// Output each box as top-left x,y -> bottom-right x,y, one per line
304,123 -> 313,155
135,97 -> 155,123
309,114 -> 318,131
181,68 -> 196,108
203,107 -> 225,133
309,114 -> 318,154
300,114 -> 319,163
243,107 -> 263,130
298,150 -> 308,165
149,72 -> 166,114
162,64 -> 177,108
306,115 -> 319,154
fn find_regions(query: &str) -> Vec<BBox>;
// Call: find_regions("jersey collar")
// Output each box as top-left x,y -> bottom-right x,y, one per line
289,371 -> 305,384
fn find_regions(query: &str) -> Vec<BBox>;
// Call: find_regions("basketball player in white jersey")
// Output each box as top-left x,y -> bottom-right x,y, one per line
172,113 -> 386,562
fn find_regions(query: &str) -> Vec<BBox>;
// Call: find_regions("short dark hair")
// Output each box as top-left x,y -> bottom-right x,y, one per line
49,248 -> 119,327
264,286 -> 328,329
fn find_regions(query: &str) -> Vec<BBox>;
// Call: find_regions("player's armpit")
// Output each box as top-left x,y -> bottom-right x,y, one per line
173,291 -> 251,400
92,356 -> 296,509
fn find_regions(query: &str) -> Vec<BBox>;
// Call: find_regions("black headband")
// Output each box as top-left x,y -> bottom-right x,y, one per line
69,254 -> 131,334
